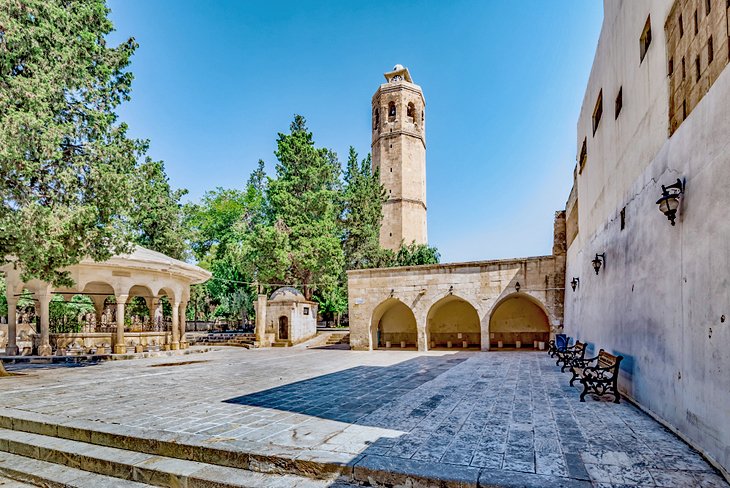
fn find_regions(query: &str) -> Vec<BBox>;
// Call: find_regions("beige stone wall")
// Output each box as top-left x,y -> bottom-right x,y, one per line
265,301 -> 317,345
347,254 -> 564,352
372,78 -> 427,250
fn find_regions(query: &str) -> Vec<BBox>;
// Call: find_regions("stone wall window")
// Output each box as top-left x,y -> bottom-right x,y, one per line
388,101 -> 396,121
708,36 -> 714,63
695,55 -> 701,81
578,137 -> 587,173
406,102 -> 415,123
640,16 -> 652,63
303,307 -> 309,315
620,207 -> 626,230
668,57 -> 674,76
615,87 -> 623,119
682,56 -> 686,79
679,14 -> 684,37
705,0 -> 711,14
592,90 -> 603,135
373,108 -> 379,130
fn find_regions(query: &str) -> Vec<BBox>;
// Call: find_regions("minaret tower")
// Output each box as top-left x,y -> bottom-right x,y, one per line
372,64 -> 427,251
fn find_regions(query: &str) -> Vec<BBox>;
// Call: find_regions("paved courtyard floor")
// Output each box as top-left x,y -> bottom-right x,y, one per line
1,347 -> 727,487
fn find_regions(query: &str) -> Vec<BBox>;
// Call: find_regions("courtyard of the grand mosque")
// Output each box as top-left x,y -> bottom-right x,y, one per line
0,345 -> 726,487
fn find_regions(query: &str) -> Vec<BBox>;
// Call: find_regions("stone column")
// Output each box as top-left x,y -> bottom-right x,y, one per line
113,295 -> 128,354
90,295 -> 106,332
170,301 -> 180,350
178,302 -> 188,349
37,293 -> 52,356
5,296 -> 18,356
255,294 -> 267,346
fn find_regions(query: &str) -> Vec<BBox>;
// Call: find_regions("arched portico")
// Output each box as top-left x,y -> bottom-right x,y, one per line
370,298 -> 418,350
488,293 -> 550,349
426,295 -> 481,350
1,246 -> 210,356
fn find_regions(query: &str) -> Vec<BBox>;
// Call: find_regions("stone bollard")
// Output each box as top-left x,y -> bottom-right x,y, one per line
462,341 -> 468,348
533,340 -> 539,349
400,341 -> 406,348
386,341 -> 391,348
538,341 -> 546,350
516,340 -> 522,349
430,341 -> 435,349
447,341 -> 452,348
498,341 -> 503,348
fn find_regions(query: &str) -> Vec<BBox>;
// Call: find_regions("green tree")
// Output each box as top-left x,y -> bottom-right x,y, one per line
394,242 -> 441,266
254,115 -> 344,300
341,148 -> 386,270
0,0 -> 146,286
130,158 -> 188,260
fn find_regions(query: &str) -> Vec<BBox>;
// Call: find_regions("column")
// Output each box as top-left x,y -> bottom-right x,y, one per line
113,295 -> 128,354
255,294 -> 267,346
170,301 -> 180,350
38,293 -> 52,356
178,302 -> 187,349
90,295 -> 106,332
5,296 -> 18,356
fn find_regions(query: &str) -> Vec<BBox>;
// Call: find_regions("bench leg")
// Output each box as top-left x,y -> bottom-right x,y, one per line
569,370 -> 579,387
579,380 -> 590,402
613,390 -> 621,404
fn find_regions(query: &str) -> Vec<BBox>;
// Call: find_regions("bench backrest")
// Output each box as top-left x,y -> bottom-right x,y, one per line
555,334 -> 568,351
574,341 -> 585,353
598,350 -> 622,369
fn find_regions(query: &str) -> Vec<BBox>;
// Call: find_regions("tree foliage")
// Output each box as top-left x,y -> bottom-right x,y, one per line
0,0 -> 146,285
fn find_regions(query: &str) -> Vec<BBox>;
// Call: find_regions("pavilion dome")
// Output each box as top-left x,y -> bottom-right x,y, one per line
269,286 -> 307,302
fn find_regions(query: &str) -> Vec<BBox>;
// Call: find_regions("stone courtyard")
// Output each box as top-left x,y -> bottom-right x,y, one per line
0,347 -> 725,487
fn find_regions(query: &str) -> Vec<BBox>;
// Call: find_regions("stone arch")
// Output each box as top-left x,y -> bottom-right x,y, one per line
370,298 -> 417,350
388,101 -> 396,120
407,101 -> 416,123
488,293 -> 550,350
426,295 -> 480,350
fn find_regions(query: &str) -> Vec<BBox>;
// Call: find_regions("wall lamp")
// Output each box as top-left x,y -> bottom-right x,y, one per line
592,254 -> 605,275
570,277 -> 580,291
515,282 -> 521,292
656,178 -> 684,226
389,289 -> 395,298
448,285 -> 454,295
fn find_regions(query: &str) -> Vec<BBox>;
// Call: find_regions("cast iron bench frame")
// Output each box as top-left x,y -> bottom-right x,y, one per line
556,340 -> 586,372
569,349 -> 624,403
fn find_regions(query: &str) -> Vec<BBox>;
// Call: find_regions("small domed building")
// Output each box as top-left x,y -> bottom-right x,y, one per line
257,287 -> 317,347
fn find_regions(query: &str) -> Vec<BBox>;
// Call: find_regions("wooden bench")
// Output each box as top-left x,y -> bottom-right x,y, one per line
556,341 -> 586,372
569,349 -> 623,403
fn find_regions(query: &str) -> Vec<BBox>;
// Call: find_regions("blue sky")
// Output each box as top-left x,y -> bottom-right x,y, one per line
107,1 -> 603,264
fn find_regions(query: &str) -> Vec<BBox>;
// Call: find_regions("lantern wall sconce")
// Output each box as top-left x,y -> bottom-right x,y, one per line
515,282 -> 521,292
592,254 -> 605,275
570,277 -> 580,291
448,285 -> 454,295
389,289 -> 395,298
656,178 -> 684,226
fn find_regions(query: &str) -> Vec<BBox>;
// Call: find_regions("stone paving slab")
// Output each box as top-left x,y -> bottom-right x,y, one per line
0,347 -> 727,487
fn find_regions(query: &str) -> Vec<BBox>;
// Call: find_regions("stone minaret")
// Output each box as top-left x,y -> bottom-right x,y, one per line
371,64 -> 427,251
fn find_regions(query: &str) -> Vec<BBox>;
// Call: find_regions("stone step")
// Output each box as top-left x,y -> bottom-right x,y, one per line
0,428 -> 346,488
0,450 -> 149,487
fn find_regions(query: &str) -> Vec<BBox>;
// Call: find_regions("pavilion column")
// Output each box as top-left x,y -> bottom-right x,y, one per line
113,294 -> 128,354
255,294 -> 267,346
90,295 -> 106,332
170,301 -> 180,350
5,296 -> 18,356
37,292 -> 52,356
178,302 -> 188,349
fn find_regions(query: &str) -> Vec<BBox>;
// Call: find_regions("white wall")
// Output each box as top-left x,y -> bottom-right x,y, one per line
566,0 -> 730,476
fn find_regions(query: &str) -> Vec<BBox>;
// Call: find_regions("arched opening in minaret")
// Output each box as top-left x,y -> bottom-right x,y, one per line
373,107 -> 379,130
407,102 -> 415,123
388,101 -> 396,121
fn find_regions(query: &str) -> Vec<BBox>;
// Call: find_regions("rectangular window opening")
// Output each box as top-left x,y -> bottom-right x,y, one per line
682,99 -> 687,120
708,36 -> 714,63
695,55 -> 701,81
706,0 -> 711,14
694,10 -> 698,35
592,90 -> 603,135
668,57 -> 674,76
682,57 -> 686,79
579,138 -> 587,172
620,207 -> 626,230
640,16 -> 652,62
615,87 -> 623,119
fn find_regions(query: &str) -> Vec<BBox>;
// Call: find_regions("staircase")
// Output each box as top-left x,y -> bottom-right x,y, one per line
193,333 -> 257,349
325,332 -> 350,346
0,410 -> 356,487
